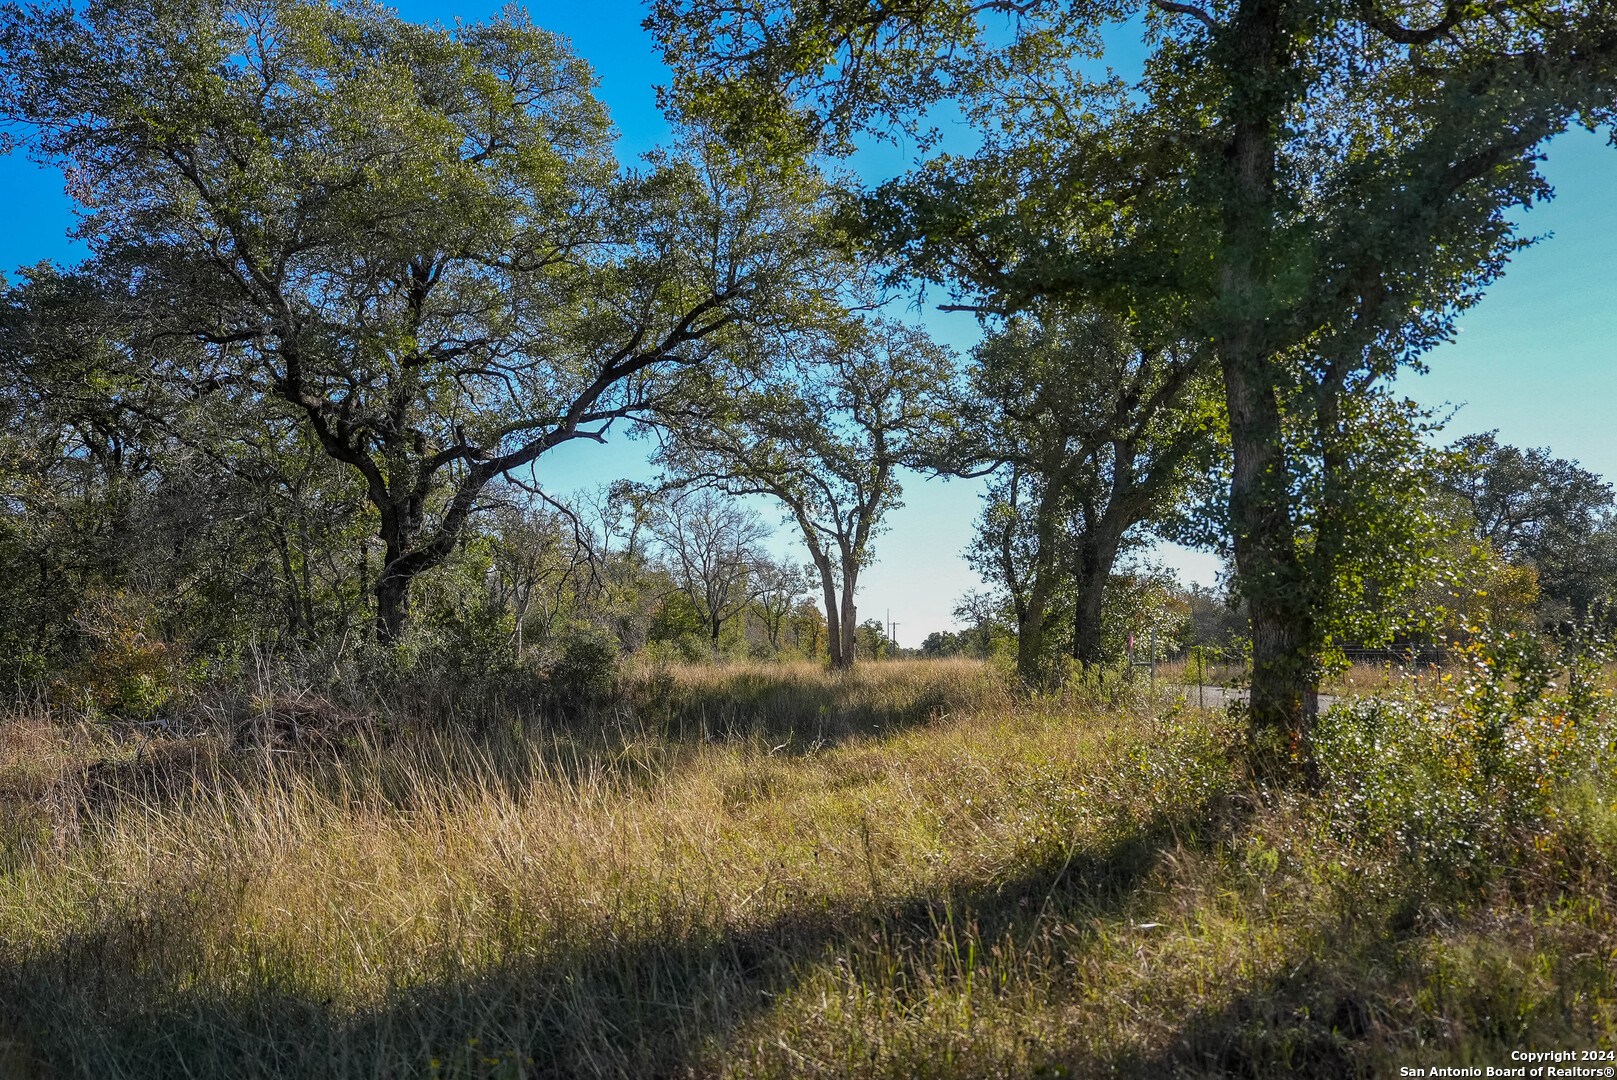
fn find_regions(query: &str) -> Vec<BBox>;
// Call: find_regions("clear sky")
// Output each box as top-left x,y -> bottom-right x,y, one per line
2,1 -> 1611,645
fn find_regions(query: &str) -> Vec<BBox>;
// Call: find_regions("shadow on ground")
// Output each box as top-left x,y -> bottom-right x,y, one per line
1127,887 -> 1616,1080
5,663 -> 1004,844
0,785 -> 1244,1079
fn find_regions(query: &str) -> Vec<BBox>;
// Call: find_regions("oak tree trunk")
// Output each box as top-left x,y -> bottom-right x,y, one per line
836,562 -> 859,671
1070,519 -> 1129,672
375,565 -> 412,644
1223,353 -> 1318,779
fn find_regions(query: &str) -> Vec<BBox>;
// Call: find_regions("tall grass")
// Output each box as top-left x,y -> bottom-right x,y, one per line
1,657 -> 1613,1077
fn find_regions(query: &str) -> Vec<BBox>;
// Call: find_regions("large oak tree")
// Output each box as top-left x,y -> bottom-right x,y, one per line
2,0 -> 836,641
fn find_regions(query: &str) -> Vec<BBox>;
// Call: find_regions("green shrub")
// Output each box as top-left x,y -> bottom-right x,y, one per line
1315,625 -> 1617,882
547,625 -> 620,703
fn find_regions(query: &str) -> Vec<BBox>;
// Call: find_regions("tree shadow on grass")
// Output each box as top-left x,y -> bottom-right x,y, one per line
1124,929 -> 1398,1080
20,661 -> 1000,843
611,662 -> 1000,751
0,788 -> 1249,1080
1119,878 -> 1616,1080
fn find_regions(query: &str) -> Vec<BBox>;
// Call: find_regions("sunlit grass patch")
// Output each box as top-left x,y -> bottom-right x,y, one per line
0,656 -> 1612,1077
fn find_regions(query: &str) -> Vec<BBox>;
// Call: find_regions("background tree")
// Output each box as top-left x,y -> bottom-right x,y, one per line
2,0 -> 833,642
662,318 -> 953,669
947,588 -> 1013,661
855,618 -> 893,660
1439,432 -> 1617,620
484,502 -> 592,663
786,598 -> 828,658
749,555 -> 813,652
1445,434 -> 1613,561
0,262 -> 380,674
651,489 -> 770,655
940,309 -> 1218,684
569,482 -> 669,653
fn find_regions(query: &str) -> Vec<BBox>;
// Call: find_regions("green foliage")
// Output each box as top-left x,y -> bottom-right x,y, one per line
647,591 -> 718,663
426,599 -> 518,682
48,593 -> 176,720
660,317 -> 955,669
545,625 -> 621,704
1440,432 -> 1617,620
648,591 -> 708,644
1316,624 -> 1617,881
950,310 -> 1221,683
854,617 -> 891,660
2,0 -> 837,641
945,589 -> 1016,662
652,0 -> 1617,758
1099,564 -> 1191,662
1302,392 -> 1460,655
785,598 -> 827,659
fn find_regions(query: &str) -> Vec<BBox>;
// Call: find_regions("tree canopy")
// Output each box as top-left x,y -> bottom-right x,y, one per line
651,0 -> 1617,775
941,308 -> 1219,684
2,0 -> 837,640
659,318 -> 953,669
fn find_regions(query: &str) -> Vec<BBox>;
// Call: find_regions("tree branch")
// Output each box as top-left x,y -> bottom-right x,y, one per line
1358,0 -> 1468,45
1153,0 -> 1220,32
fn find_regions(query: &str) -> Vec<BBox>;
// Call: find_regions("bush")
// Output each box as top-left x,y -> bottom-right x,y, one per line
48,592 -> 177,719
546,625 -> 620,704
430,598 -> 516,679
1315,624 -> 1617,883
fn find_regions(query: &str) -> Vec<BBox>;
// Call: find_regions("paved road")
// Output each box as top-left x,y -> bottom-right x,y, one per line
1172,684 -> 1341,713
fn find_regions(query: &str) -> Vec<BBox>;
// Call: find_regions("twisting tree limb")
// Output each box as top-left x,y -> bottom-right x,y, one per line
1153,0 -> 1220,32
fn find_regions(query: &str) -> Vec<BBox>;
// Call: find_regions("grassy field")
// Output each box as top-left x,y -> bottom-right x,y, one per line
1161,658 -> 1456,700
1,657 -> 1614,1078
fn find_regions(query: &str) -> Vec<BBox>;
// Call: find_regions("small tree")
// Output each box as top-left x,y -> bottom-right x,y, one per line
951,589 -> 1011,661
750,555 -> 812,651
662,318 -> 953,669
484,503 -> 591,662
855,618 -> 892,660
787,598 -> 827,658
651,489 -> 770,656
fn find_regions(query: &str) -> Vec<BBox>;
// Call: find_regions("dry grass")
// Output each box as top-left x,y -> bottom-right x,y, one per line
1320,662 -> 1442,698
0,658 -> 1613,1078
1162,658 -> 1450,700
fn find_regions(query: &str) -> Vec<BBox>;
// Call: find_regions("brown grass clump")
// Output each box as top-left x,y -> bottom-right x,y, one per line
0,658 -> 1612,1078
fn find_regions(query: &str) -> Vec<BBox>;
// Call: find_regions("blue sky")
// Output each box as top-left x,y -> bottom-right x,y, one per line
3,2 -> 1612,644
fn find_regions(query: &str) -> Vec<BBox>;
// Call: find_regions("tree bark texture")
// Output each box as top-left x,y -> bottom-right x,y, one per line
1214,0 -> 1319,775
